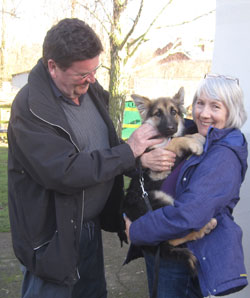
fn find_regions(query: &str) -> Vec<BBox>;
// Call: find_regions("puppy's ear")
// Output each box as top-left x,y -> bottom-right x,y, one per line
173,87 -> 185,106
131,94 -> 151,121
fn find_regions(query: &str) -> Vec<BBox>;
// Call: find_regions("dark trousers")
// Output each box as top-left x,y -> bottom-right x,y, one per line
21,219 -> 107,298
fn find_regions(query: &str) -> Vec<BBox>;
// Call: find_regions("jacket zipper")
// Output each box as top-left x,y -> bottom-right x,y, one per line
30,108 -> 85,279
33,230 -> 58,250
30,108 -> 80,152
33,239 -> 51,250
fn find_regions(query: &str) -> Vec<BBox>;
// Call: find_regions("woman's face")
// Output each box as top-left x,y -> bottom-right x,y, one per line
194,93 -> 228,136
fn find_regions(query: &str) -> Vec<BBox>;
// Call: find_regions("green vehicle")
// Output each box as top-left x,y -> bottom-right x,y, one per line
122,100 -> 141,140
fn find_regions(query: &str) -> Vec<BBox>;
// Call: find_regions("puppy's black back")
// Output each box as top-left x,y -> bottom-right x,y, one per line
124,171 -> 165,221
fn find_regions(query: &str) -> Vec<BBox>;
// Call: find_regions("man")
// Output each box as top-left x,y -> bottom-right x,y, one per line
8,18 -> 175,298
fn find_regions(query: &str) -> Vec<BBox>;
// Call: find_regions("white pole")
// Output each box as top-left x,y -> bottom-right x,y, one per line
212,0 -> 250,297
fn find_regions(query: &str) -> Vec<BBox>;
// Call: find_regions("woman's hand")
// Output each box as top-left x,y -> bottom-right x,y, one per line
123,214 -> 132,243
140,148 -> 176,172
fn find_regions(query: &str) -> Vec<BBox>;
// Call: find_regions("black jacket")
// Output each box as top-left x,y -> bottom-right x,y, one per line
8,59 -> 135,285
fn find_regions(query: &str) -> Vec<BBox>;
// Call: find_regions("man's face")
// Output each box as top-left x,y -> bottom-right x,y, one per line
48,56 -> 100,100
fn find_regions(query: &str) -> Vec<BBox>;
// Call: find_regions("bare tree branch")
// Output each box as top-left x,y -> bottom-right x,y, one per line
122,0 -> 129,14
114,0 -> 128,16
126,0 -> 173,59
0,9 -> 19,18
119,0 -> 144,51
77,1 -> 110,35
94,0 -> 113,26
71,0 -> 77,18
156,9 -> 215,29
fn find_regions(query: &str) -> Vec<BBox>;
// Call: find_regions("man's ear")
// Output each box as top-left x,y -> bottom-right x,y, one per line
47,59 -> 57,79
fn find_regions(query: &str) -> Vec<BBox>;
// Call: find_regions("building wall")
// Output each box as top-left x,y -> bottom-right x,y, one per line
11,72 -> 29,90
211,1 -> 250,297
131,60 -> 211,108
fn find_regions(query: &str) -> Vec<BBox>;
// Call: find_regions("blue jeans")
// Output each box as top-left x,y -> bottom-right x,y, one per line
72,220 -> 107,298
21,219 -> 107,298
21,265 -> 72,298
143,252 -> 203,298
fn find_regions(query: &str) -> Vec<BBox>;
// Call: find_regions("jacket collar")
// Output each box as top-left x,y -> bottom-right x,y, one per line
28,59 -> 71,132
27,59 -> 119,148
190,126 -> 248,182
204,126 -> 245,151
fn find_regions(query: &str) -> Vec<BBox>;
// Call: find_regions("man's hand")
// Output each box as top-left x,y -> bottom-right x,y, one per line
123,214 -> 132,243
141,148 -> 176,172
127,123 -> 164,158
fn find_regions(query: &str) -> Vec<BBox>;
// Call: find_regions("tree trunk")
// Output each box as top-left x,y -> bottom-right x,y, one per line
108,0 -> 129,137
108,46 -> 126,137
71,0 -> 77,18
0,0 -> 6,87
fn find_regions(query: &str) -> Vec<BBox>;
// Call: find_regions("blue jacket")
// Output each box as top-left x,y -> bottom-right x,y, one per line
130,127 -> 248,296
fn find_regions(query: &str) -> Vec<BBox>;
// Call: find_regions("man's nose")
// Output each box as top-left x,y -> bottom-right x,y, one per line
86,72 -> 96,83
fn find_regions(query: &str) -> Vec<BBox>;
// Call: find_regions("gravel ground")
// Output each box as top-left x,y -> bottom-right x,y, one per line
0,231 -> 149,298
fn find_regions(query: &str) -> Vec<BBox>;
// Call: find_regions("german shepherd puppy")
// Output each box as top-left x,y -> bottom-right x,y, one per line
123,87 -> 212,271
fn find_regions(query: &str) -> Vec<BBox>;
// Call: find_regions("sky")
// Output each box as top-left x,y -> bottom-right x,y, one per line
146,0 -> 216,45
5,0 -> 216,46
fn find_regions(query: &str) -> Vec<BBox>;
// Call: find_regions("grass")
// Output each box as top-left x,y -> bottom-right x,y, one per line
0,143 -> 9,232
124,176 -> 131,191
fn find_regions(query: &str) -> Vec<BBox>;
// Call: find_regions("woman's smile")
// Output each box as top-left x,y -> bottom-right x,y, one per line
194,94 -> 228,136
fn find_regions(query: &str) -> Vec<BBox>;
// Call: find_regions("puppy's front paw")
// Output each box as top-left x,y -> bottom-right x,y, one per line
187,134 -> 205,155
193,133 -> 206,145
189,141 -> 204,155
149,170 -> 171,181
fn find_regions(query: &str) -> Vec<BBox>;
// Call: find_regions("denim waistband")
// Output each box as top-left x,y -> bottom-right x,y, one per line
83,217 -> 100,241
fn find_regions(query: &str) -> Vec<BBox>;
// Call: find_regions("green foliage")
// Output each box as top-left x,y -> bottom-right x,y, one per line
0,145 -> 9,232
0,132 -> 8,144
124,175 -> 131,191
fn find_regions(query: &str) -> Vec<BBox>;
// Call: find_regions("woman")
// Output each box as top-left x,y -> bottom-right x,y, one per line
125,74 -> 248,297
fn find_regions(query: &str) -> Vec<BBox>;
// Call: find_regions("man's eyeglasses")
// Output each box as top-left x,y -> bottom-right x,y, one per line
204,73 -> 239,85
75,63 -> 102,80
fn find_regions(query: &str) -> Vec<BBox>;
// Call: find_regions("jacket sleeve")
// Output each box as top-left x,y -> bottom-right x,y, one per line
8,95 -> 135,195
130,145 -> 243,246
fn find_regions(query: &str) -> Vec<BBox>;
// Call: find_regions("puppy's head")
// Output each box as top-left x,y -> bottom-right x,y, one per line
131,87 -> 186,138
